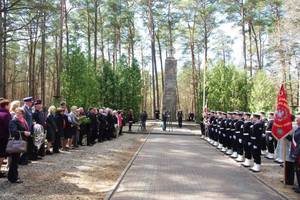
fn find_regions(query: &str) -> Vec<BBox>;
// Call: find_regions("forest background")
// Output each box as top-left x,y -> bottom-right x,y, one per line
0,0 -> 299,121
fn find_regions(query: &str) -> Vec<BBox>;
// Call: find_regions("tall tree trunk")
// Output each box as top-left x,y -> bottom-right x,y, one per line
87,3 -> 91,65
32,18 -> 40,98
99,6 -> 105,66
64,0 -> 69,59
168,0 -> 172,48
41,1 -> 46,104
153,28 -> 159,110
0,0 -> 3,97
94,0 -> 98,70
241,0 -> 246,69
156,33 -> 164,92
3,0 -> 7,98
118,27 -> 121,57
188,22 -> 197,116
248,22 -> 252,76
57,0 -> 63,97
148,0 -> 156,112
113,28 -> 117,70
251,24 -> 261,69
29,26 -> 33,96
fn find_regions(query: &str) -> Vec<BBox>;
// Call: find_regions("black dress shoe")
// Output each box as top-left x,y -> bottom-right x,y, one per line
19,161 -> 28,165
25,160 -> 32,163
294,188 -> 300,193
53,151 -> 60,153
292,187 -> 300,191
28,158 -> 37,161
87,143 -> 93,146
36,157 -> 42,160
11,179 -> 23,183
46,151 -> 53,155
92,141 -> 96,144
0,172 -> 6,178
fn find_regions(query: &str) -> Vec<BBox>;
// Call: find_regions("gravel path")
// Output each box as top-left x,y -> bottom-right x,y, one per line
0,132 -> 147,200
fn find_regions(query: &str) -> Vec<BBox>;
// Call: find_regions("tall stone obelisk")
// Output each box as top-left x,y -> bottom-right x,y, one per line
163,47 -> 177,121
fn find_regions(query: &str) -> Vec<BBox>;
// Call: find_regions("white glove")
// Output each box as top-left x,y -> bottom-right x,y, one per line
269,136 -> 272,141
212,128 -> 214,131
223,134 -> 226,137
229,136 -> 232,139
233,135 -> 236,139
219,131 -> 221,134
262,134 -> 266,137
239,139 -> 242,143
253,145 -> 257,149
248,142 -> 251,146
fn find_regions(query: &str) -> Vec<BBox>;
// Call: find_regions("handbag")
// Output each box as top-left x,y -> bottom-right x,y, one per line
6,132 -> 27,153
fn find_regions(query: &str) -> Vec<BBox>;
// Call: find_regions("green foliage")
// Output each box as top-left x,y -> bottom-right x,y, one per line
61,45 -> 100,110
249,70 -> 279,112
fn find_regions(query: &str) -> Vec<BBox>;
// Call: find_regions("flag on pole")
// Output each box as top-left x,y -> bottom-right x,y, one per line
272,84 -> 293,141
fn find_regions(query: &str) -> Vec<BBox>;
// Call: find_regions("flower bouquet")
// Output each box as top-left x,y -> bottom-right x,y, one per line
33,124 -> 45,150
78,116 -> 91,124
115,126 -> 120,138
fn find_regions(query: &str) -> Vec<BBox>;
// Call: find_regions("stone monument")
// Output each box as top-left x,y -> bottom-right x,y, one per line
163,46 -> 177,121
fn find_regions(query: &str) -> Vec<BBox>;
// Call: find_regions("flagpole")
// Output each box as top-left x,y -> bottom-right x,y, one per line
283,138 -> 286,187
202,58 -> 206,113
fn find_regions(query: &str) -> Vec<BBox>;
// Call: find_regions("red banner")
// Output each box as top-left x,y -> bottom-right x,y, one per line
272,84 -> 293,140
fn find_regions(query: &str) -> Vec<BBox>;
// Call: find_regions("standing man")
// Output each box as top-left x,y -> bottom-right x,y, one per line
21,97 -> 34,163
218,112 -> 227,150
241,112 -> 253,167
155,107 -> 160,121
98,109 -> 108,142
162,108 -> 168,131
260,111 -> 267,155
209,111 -> 216,144
32,99 -> 46,158
250,113 -> 263,172
265,112 -> 276,159
234,112 -> 244,161
291,114 -> 300,193
139,111 -> 148,132
86,107 -> 94,146
227,112 -> 238,156
223,112 -> 232,153
177,109 -> 183,128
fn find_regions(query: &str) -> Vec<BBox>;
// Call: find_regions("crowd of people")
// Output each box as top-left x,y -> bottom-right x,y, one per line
0,97 -> 127,184
200,110 -> 300,194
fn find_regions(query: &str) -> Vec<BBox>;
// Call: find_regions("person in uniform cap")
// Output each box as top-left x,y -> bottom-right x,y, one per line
265,112 -> 276,159
212,111 -> 218,146
22,97 -> 35,162
221,112 -> 231,152
235,112 -> 244,162
260,111 -> 267,155
32,99 -> 46,158
227,112 -> 238,157
241,112 -> 253,167
208,111 -> 215,144
218,112 -> 227,150
224,112 -> 233,154
250,113 -> 263,172
216,111 -> 223,148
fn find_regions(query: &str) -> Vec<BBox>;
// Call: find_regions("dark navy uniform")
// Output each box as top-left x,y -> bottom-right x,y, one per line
242,120 -> 253,160
209,112 -> 215,141
226,117 -> 233,151
235,118 -> 244,157
266,118 -> 276,154
219,114 -> 227,147
230,118 -> 238,153
251,121 -> 264,165
260,115 -> 267,153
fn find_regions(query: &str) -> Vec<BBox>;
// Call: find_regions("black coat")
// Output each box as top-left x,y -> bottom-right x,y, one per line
98,113 -> 107,130
46,114 -> 57,141
33,109 -> 45,131
86,111 -> 97,130
63,114 -> 72,138
107,113 -> 115,132
55,112 -> 64,137
9,118 -> 28,141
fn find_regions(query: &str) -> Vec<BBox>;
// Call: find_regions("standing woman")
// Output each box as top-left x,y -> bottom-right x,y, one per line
128,109 -> 134,131
107,109 -> 115,139
46,106 -> 57,155
54,108 -> 64,153
63,108 -> 73,150
0,99 -> 12,178
8,107 -> 30,183
70,106 -> 80,148
9,100 -> 20,118
177,109 -> 183,128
